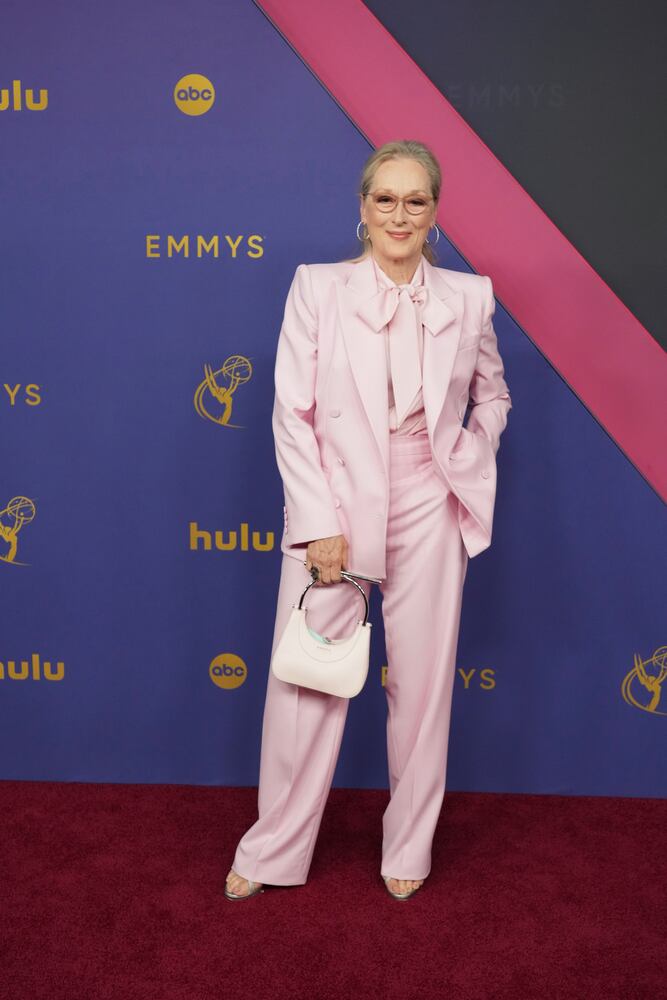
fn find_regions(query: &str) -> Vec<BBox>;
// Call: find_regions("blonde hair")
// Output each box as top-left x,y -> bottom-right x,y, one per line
343,140 -> 442,265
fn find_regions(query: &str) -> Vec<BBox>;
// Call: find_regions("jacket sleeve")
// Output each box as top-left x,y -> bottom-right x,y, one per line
465,275 -> 512,455
271,264 -> 342,548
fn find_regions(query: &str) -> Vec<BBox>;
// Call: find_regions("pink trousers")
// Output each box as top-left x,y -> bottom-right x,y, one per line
232,428 -> 469,883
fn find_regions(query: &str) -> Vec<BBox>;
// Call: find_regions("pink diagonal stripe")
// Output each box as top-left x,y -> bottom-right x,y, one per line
257,0 -> 666,501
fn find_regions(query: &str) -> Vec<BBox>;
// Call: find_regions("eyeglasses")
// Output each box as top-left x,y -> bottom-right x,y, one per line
367,191 -> 433,216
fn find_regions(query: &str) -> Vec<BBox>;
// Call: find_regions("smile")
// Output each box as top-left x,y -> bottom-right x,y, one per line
387,232 -> 411,240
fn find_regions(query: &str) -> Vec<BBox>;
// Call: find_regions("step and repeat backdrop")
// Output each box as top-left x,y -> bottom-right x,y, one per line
2,0 -> 665,796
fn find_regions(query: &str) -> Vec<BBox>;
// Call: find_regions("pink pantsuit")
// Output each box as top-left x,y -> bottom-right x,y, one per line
232,253 -> 512,883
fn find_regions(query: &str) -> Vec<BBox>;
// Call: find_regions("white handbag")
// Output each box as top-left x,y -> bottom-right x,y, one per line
271,569 -> 382,698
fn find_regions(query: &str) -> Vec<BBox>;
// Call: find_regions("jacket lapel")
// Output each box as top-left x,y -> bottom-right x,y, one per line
421,259 -> 466,442
335,254 -> 465,478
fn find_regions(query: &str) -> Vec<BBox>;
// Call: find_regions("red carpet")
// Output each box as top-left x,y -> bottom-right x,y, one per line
0,782 -> 664,1000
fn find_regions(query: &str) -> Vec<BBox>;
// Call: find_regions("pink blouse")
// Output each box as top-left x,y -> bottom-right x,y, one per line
371,255 -> 428,436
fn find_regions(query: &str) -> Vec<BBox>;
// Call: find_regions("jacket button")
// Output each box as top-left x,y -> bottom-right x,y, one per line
481,470 -> 490,479
330,408 -> 341,417
337,456 -> 345,465
334,498 -> 341,508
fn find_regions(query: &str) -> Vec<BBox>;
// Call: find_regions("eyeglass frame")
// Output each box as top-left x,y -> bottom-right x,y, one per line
364,190 -> 435,216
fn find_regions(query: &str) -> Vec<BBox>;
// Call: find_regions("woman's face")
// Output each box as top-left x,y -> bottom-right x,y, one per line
360,157 -> 437,268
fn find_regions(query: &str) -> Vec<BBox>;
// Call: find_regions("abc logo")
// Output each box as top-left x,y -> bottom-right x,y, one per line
210,653 -> 247,689
174,74 -> 215,116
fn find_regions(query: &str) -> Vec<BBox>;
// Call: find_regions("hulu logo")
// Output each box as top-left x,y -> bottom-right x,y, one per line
0,654 -> 64,681
189,521 -> 274,553
0,80 -> 48,111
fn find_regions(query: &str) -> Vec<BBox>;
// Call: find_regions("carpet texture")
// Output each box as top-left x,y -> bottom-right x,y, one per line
0,782 -> 664,1000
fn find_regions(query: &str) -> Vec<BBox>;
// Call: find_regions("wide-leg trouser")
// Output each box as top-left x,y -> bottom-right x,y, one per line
231,428 -> 469,883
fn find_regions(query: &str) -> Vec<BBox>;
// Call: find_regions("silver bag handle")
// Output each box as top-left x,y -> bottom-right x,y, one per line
297,567 -> 383,627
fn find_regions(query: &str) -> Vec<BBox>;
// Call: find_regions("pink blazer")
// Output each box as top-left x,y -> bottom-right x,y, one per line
272,254 -> 512,580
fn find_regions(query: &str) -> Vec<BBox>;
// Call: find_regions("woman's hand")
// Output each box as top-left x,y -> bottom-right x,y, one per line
306,535 -> 349,585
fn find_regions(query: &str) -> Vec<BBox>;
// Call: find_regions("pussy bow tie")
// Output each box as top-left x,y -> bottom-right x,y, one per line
357,282 -> 428,428
355,282 -> 452,337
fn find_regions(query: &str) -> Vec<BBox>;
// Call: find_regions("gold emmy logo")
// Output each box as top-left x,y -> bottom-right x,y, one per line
209,653 -> 247,690
381,666 -> 496,688
457,668 -> 496,690
3,383 -> 41,405
145,234 -> 264,257
0,496 -> 36,565
194,356 -> 253,428
0,80 -> 48,111
0,654 -> 64,682
621,646 -> 667,716
173,74 -> 215,116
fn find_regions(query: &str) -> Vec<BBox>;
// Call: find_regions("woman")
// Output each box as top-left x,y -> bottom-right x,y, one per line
225,140 -> 512,901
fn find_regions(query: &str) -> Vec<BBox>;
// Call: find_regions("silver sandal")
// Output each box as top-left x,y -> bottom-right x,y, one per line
382,875 -> 425,900
224,873 -> 265,901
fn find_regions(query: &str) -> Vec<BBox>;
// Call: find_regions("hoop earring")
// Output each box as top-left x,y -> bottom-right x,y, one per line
425,224 -> 440,245
356,220 -> 370,242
